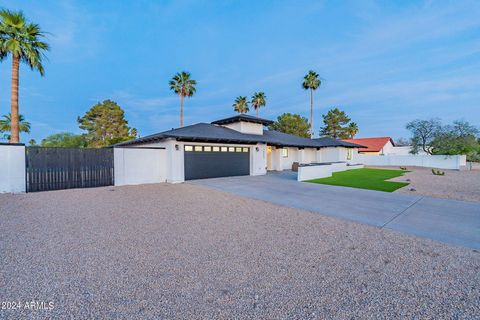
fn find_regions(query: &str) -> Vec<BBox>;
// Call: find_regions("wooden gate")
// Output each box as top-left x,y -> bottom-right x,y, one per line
26,147 -> 114,192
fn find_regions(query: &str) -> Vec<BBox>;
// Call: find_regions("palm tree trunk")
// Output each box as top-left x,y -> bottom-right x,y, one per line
310,89 -> 314,138
10,55 -> 20,143
179,94 -> 184,127
256,108 -> 259,117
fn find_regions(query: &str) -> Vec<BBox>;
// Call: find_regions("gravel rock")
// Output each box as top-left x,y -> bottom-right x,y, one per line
373,166 -> 480,202
1,183 -> 479,319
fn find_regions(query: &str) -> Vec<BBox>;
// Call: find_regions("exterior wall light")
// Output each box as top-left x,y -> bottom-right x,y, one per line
175,144 -> 179,151
255,147 -> 259,152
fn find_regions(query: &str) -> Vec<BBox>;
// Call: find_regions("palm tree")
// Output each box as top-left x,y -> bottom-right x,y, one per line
302,70 -> 321,138
0,10 -> 49,143
0,113 -> 30,141
169,71 -> 197,127
251,92 -> 266,117
345,122 -> 359,139
233,96 -> 249,114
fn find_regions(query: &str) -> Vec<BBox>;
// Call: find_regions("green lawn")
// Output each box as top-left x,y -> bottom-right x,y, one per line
306,168 -> 409,192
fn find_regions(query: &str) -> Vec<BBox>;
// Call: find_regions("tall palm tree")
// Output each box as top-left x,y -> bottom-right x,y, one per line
169,71 -> 196,127
0,9 -> 49,143
251,92 -> 266,117
302,70 -> 321,138
233,96 -> 249,114
0,113 -> 30,141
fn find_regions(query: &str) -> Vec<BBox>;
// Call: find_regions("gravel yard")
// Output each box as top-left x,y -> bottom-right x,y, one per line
1,183 -> 479,319
380,166 -> 480,202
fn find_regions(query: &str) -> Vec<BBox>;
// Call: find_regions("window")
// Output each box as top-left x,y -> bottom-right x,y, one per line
185,146 -> 193,152
242,147 -> 249,152
194,146 -> 203,152
235,147 -> 242,152
221,147 -> 228,152
228,147 -> 235,152
347,149 -> 353,160
281,148 -> 288,158
212,146 -> 220,152
204,146 -> 212,152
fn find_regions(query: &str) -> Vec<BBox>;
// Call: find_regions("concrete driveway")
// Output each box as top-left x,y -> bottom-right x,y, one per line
191,171 -> 480,249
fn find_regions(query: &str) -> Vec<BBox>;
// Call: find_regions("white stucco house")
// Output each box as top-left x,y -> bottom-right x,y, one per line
114,115 -> 364,185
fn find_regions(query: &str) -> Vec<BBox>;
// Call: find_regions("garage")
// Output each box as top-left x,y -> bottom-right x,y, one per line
184,145 -> 250,180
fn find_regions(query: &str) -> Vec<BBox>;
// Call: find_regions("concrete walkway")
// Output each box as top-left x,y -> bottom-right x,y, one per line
190,171 -> 480,249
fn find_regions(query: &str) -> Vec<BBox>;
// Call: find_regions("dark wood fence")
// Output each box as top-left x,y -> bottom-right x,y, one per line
26,147 -> 114,192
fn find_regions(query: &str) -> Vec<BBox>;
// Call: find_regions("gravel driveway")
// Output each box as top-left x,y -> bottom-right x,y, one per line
1,184 -> 479,319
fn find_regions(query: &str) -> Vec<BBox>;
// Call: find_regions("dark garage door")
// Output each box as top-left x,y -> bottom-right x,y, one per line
184,145 -> 250,180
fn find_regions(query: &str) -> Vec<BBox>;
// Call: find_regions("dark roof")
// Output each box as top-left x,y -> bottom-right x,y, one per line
116,123 -> 363,149
211,114 -> 273,126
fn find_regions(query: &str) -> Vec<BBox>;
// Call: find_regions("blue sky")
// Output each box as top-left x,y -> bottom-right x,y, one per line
1,0 -> 479,142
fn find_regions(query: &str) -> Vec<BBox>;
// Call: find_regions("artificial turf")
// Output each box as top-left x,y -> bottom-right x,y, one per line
306,168 -> 410,192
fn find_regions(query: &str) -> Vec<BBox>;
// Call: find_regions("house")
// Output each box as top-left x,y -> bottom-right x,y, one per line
114,114 -> 364,184
343,137 -> 398,155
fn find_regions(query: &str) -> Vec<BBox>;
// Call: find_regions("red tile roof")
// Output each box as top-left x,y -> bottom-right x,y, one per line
342,137 -> 394,152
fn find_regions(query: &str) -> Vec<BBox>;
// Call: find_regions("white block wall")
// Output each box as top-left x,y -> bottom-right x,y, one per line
114,147 -> 167,186
0,144 -> 26,193
355,154 -> 467,170
298,163 -> 364,181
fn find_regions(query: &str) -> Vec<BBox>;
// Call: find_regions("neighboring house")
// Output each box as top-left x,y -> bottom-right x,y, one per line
115,114 -> 363,183
342,137 -> 403,155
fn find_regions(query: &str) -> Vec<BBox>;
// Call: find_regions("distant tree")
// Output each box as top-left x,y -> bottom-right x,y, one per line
451,120 -> 478,137
406,118 -> 442,154
251,92 -> 266,116
344,122 -> 359,139
40,133 -> 88,148
169,71 -> 196,127
429,120 -> 479,161
302,70 -> 321,137
28,138 -> 37,146
0,9 -> 49,143
395,137 -> 411,146
233,96 -> 249,114
319,108 -> 357,139
130,128 -> 138,138
0,113 -> 30,141
77,100 -> 137,147
269,113 -> 310,138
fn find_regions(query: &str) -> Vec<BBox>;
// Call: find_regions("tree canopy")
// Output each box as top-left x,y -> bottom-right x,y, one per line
77,100 -> 136,147
407,118 -> 480,161
269,113 -> 310,138
406,118 -> 442,154
233,96 -> 249,114
40,133 -> 88,148
319,108 -> 358,139
251,92 -> 266,116
0,113 -> 30,141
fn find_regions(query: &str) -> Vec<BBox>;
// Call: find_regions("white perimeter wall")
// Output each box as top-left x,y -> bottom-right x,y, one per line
114,147 -> 167,186
355,154 -> 467,170
0,144 -> 26,193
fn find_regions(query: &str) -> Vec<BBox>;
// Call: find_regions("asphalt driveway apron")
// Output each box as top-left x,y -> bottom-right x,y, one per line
190,173 -> 480,249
